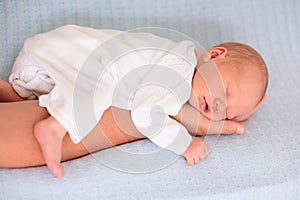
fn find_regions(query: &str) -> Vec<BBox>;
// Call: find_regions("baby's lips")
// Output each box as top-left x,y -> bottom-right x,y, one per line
200,97 -> 210,113
200,101 -> 206,112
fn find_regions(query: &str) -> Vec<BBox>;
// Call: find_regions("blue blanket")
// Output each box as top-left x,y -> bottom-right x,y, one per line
1,0 -> 299,199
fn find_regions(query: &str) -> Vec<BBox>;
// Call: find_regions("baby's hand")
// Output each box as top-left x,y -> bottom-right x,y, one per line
182,137 -> 209,165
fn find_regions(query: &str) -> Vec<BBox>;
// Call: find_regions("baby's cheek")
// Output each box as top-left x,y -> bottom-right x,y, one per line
188,95 -> 201,112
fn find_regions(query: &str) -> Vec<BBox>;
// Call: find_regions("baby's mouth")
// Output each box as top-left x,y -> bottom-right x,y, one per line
199,96 -> 226,121
201,96 -> 211,113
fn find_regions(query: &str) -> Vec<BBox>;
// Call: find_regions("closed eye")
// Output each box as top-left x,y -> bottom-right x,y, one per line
225,108 -> 231,120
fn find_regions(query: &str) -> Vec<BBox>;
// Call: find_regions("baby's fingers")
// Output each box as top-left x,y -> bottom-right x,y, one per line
185,156 -> 195,165
193,156 -> 200,164
198,116 -> 246,135
186,156 -> 201,165
220,120 -> 246,135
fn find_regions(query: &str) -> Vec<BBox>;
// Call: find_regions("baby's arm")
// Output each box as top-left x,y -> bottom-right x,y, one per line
172,103 -> 246,135
131,107 -> 209,165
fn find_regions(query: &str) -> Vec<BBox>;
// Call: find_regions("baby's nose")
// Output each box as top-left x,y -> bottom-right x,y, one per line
211,98 -> 225,113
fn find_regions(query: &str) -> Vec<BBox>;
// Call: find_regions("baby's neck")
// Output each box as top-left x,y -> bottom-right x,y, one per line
195,51 -> 206,68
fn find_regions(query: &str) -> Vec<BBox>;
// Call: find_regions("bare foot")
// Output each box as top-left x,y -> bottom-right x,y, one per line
34,116 -> 66,178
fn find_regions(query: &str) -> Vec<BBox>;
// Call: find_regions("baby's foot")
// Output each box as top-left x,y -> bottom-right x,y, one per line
34,117 -> 66,178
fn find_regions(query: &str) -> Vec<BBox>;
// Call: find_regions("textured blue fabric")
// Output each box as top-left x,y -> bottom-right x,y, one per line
1,0 -> 300,199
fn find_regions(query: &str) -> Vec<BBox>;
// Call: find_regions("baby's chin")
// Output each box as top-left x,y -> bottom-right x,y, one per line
200,110 -> 226,121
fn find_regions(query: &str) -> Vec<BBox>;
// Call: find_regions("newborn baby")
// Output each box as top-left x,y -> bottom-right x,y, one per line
9,25 -> 268,178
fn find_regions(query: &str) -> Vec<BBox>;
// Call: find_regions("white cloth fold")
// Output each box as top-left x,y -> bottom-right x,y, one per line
9,66 -> 55,99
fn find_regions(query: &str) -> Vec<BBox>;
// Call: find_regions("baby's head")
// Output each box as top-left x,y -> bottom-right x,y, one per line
189,42 -> 268,121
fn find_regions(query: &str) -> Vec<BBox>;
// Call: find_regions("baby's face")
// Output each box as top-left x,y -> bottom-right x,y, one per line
189,61 -> 263,121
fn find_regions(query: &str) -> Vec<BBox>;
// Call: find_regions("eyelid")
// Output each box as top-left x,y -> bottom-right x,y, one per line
226,87 -> 229,97
226,81 -> 231,97
225,107 -> 230,119
225,87 -> 229,118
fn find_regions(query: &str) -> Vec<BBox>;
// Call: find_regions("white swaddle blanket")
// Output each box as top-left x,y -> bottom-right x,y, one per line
9,25 -> 197,155
9,25 -> 120,100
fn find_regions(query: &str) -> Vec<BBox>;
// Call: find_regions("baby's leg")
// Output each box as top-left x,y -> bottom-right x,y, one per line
34,116 -> 67,178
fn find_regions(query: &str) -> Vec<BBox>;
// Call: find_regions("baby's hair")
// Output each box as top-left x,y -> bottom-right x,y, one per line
215,42 -> 269,104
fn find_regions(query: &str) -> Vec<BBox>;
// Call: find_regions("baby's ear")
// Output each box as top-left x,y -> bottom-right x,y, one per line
234,95 -> 267,122
204,47 -> 228,62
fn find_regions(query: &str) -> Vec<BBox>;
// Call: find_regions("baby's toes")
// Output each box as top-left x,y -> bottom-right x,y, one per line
47,161 -> 64,179
53,164 -> 64,179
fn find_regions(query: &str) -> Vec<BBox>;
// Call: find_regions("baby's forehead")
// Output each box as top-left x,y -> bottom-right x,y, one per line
226,62 -> 263,79
224,64 -> 264,94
